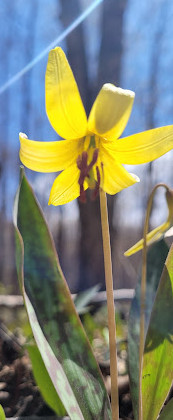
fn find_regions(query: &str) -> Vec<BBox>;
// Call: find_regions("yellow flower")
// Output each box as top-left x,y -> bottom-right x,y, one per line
19,47 -> 173,205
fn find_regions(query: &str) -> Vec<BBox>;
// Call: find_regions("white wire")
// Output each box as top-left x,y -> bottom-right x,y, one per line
0,0 -> 104,95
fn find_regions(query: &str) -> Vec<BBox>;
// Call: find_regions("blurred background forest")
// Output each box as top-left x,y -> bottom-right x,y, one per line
0,0 -> 173,294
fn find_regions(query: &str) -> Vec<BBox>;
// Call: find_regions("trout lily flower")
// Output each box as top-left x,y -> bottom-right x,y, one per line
19,47 -> 173,205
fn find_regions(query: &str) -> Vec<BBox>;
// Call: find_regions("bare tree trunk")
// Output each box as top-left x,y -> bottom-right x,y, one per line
59,0 -> 127,290
97,0 -> 127,281
144,2 -> 168,228
97,0 -> 127,89
59,0 -> 104,290
59,0 -> 89,111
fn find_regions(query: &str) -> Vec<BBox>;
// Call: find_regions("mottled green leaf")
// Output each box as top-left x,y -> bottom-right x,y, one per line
27,344 -> 66,416
158,398 -> 173,420
13,168 -> 111,420
142,243 -> 173,420
128,239 -> 169,420
0,405 -> 6,420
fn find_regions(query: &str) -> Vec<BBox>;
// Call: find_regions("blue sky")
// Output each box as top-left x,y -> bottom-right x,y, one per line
0,0 -> 173,226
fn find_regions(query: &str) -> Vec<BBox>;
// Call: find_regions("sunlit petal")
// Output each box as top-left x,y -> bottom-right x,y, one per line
19,133 -> 83,172
124,221 -> 171,257
106,125 -> 173,164
49,163 -> 88,206
45,47 -> 87,139
98,144 -> 139,195
125,187 -> 173,255
88,84 -> 135,140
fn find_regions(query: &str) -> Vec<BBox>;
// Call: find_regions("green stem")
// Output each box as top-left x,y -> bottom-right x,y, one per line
99,189 -> 119,420
138,183 -> 169,420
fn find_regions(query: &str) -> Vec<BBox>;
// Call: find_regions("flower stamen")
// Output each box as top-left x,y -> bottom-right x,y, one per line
88,148 -> 99,171
91,165 -> 101,200
77,148 -> 99,203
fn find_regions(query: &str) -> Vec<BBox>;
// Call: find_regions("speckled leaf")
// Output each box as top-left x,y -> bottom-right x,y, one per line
128,239 -> 169,420
142,243 -> 173,420
0,405 -> 6,420
13,168 -> 111,420
158,398 -> 173,420
27,344 -> 66,416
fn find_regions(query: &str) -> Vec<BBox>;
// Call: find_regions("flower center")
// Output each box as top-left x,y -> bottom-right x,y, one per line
77,137 -> 101,203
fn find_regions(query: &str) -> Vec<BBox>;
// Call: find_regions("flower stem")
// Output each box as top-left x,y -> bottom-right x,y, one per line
99,189 -> 119,420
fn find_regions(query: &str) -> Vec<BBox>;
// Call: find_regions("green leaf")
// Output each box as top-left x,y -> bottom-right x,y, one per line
158,398 -> 173,420
0,405 -> 6,420
13,168 -> 111,420
27,344 -> 66,416
142,242 -> 173,420
128,239 -> 169,420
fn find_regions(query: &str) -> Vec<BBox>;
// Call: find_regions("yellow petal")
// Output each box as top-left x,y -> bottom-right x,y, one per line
124,221 -> 171,257
88,84 -> 135,140
49,163 -> 88,206
108,125 -> 173,164
99,143 -> 139,195
125,188 -> 173,256
19,133 -> 83,172
45,47 -> 87,139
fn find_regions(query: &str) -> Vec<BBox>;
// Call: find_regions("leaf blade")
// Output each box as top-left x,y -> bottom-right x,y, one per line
0,405 -> 6,420
142,243 -> 173,420
158,398 -> 173,420
27,344 -> 66,416
13,169 -> 111,420
128,239 -> 169,420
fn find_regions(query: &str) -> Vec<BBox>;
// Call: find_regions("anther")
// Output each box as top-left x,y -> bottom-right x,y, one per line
96,165 -> 101,185
77,155 -> 82,170
77,148 -> 100,203
91,165 -> 101,200
81,151 -> 88,168
79,185 -> 86,203
78,151 -> 89,189
88,148 -> 99,171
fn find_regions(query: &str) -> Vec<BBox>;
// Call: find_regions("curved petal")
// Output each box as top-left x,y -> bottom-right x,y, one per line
88,84 -> 135,140
106,125 -> 173,164
45,47 -> 87,139
98,144 -> 139,195
19,133 -> 83,172
125,187 -> 173,256
49,164 -> 88,206
124,221 -> 171,257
